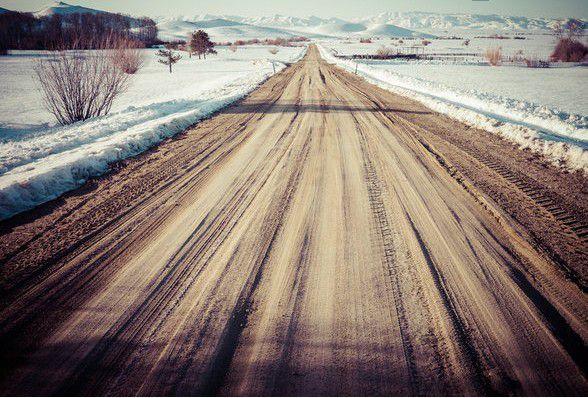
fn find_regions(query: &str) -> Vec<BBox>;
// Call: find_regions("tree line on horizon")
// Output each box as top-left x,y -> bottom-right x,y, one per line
0,10 -> 159,54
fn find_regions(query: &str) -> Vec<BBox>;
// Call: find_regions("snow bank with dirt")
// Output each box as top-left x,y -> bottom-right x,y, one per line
0,45 -> 306,219
317,43 -> 587,172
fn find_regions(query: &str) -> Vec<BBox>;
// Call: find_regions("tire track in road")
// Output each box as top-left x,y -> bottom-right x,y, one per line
0,45 -> 586,396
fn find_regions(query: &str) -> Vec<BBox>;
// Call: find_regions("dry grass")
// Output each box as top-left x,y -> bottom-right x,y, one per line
484,47 -> 502,66
376,46 -> 395,57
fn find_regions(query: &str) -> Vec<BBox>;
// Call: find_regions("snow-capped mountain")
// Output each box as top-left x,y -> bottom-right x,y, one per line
4,1 -> 580,42
163,14 -> 433,39
356,11 -> 564,32
156,17 -> 305,42
241,15 -> 347,28
33,1 -> 107,17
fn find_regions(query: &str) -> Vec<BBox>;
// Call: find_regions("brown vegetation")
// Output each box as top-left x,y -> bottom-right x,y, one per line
223,36 -> 309,47
550,38 -> 587,62
33,34 -> 138,125
111,36 -> 144,74
376,46 -> 395,57
484,46 -> 502,66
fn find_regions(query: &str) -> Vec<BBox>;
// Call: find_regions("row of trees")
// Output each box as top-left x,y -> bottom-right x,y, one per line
156,30 -> 216,73
0,10 -> 158,53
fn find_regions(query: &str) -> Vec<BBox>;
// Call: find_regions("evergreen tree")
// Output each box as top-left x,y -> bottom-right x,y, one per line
190,30 -> 215,59
156,44 -> 181,73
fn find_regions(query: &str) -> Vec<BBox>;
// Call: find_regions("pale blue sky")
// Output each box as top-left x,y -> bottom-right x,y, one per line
1,0 -> 586,19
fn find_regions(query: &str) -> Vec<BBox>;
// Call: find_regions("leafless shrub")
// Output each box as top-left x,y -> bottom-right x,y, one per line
525,58 -> 550,68
229,44 -> 237,52
421,40 -> 431,46
359,38 -> 372,43
550,38 -> 587,62
484,46 -> 502,66
33,35 -> 134,125
268,47 -> 279,55
398,39 -> 404,44
376,46 -> 395,57
110,36 -> 144,74
510,49 -> 525,63
550,18 -> 587,62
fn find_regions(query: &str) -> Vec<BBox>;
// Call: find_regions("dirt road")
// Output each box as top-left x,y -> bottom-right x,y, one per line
0,45 -> 586,395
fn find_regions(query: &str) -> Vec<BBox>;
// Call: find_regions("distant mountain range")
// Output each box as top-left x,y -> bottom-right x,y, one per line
3,1 -> 577,43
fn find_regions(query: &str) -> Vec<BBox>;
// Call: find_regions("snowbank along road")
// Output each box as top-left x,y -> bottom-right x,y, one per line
0,45 -> 586,395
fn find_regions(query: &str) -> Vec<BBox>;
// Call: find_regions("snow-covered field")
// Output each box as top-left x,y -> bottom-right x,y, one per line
318,39 -> 587,172
324,34 -> 560,59
0,45 -> 306,219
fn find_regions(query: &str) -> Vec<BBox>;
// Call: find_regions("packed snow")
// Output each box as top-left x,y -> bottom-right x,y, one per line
318,42 -> 587,172
0,45 -> 306,219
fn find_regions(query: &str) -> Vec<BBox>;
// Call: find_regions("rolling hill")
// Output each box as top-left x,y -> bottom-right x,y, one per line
33,1 -> 108,17
156,17 -> 302,42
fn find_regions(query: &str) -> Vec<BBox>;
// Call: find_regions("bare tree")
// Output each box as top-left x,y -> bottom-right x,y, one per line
157,44 -> 181,73
33,34 -> 135,125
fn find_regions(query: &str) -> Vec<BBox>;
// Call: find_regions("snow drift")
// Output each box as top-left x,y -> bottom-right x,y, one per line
0,47 -> 307,220
317,44 -> 587,172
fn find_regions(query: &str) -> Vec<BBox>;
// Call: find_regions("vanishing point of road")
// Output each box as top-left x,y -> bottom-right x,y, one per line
0,45 -> 586,395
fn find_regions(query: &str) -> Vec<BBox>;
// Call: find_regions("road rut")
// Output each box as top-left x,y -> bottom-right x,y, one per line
0,45 -> 586,395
